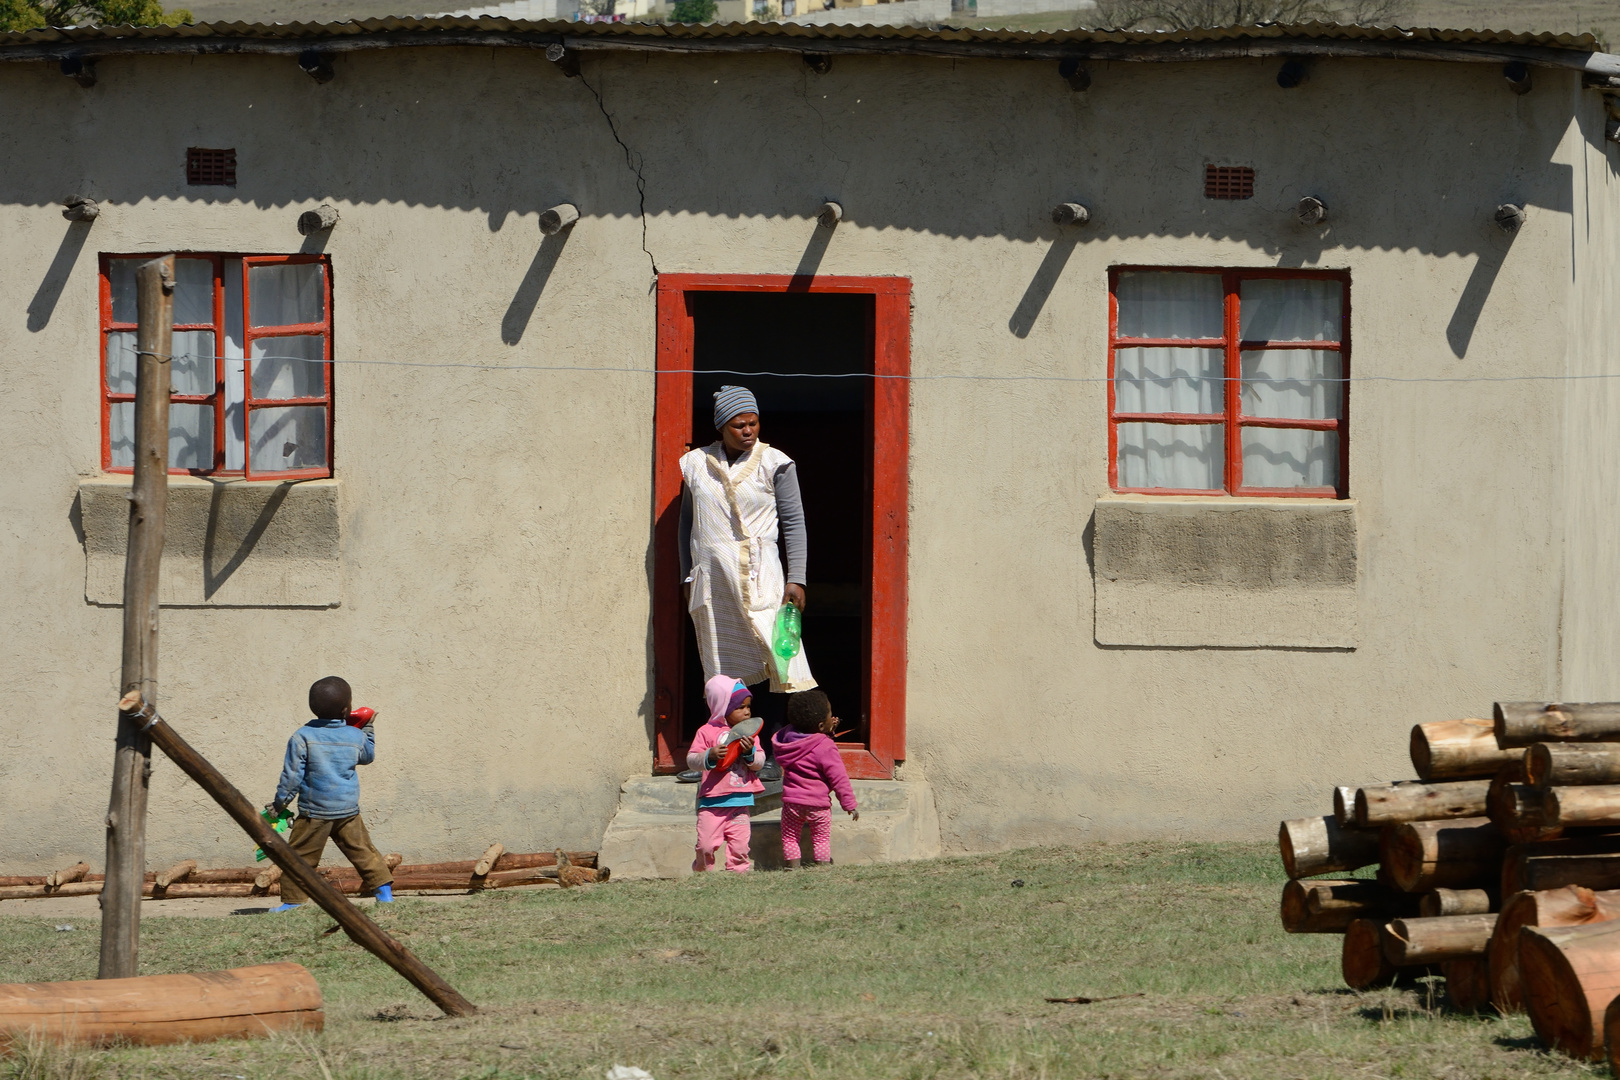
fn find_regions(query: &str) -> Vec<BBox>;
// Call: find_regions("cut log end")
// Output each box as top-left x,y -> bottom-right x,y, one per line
472,843 -> 504,878
1442,956 -> 1492,1013
1343,919 -> 1397,990
1411,718 -> 1520,781
1381,817 -> 1503,893
1280,816 -> 1380,879
1520,923 -> 1614,1060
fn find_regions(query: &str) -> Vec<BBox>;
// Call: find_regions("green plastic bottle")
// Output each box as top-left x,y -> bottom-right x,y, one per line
772,603 -> 802,661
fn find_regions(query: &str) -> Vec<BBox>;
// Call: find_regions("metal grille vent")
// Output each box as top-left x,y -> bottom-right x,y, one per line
186,147 -> 237,186
1204,165 -> 1255,200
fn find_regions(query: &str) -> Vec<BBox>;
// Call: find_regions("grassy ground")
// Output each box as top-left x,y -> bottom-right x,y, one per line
0,843 -> 1604,1080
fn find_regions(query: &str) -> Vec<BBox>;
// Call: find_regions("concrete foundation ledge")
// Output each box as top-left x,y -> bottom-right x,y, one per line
598,775 -> 941,879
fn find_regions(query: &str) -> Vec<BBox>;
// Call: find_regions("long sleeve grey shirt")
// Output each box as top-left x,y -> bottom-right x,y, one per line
679,459 -> 807,586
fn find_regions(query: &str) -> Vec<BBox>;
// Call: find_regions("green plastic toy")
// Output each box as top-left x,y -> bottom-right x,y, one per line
255,806 -> 294,862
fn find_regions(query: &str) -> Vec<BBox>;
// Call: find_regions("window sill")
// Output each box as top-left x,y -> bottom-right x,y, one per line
1092,494 -> 1356,648
78,475 -> 341,608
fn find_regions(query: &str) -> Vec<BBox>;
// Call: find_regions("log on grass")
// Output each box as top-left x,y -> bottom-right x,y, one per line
1382,818 -> 1504,893
1488,886 -> 1620,1013
1529,743 -> 1620,788
1420,888 -> 1494,917
1411,717 -> 1521,781
1546,786 -> 1620,827
1355,780 -> 1491,826
1519,918 -> 1620,1059
395,851 -> 598,875
1496,702 -> 1620,748
1280,816 -> 1380,879
0,882 -> 103,901
1443,956 -> 1492,1013
1383,914 -> 1497,964
1343,919 -> 1398,989
1343,919 -> 1435,990
0,962 -> 321,1048
1282,879 -> 1413,933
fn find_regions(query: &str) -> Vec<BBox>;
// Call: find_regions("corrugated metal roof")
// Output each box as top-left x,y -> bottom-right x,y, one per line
0,16 -> 1601,50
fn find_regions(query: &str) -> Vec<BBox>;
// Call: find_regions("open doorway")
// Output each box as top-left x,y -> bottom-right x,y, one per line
683,292 -> 872,751
653,274 -> 910,780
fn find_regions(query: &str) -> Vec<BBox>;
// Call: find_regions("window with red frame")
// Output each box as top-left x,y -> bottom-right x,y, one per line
101,254 -> 333,479
1108,268 -> 1348,497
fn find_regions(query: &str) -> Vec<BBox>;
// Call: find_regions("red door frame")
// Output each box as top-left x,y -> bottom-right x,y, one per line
652,273 -> 910,781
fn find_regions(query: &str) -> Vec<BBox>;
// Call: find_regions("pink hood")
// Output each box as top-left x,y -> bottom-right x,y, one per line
686,674 -> 764,799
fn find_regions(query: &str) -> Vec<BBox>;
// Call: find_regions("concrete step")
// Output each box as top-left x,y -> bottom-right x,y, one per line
599,775 -> 941,879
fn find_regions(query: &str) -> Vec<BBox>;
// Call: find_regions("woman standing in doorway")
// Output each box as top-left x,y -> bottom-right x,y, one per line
680,386 -> 814,775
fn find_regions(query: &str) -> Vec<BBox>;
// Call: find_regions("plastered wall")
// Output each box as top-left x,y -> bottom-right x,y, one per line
1559,87 -> 1620,700
0,44 -> 1606,866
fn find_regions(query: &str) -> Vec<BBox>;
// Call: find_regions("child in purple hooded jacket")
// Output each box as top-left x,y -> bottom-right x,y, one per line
773,690 -> 858,868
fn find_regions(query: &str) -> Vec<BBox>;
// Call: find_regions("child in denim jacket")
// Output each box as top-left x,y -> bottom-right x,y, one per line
266,676 -> 393,911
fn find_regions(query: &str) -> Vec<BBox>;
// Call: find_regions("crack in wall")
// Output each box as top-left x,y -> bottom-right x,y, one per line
578,68 -> 659,278
799,66 -> 853,190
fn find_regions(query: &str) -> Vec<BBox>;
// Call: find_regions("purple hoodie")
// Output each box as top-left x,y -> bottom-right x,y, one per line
772,729 -> 857,813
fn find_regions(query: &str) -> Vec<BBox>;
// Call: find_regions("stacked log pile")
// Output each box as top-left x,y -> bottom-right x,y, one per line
0,849 -> 607,902
1279,702 -> 1620,1069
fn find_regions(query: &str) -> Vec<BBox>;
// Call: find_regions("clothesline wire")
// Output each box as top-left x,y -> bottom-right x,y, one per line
125,353 -> 1620,385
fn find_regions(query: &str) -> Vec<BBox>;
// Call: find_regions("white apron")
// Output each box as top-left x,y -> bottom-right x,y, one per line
681,440 -> 816,693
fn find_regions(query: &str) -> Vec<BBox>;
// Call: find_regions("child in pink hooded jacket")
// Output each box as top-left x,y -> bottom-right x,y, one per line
772,689 -> 858,868
687,674 -> 765,873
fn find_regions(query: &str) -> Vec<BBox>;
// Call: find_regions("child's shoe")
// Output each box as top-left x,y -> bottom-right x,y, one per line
784,858 -> 800,870
374,883 -> 394,903
268,903 -> 303,913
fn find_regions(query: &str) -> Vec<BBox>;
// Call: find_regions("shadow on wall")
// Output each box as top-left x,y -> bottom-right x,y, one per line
203,480 -> 292,600
502,229 -> 572,345
1008,232 -> 1078,339
26,218 -> 92,332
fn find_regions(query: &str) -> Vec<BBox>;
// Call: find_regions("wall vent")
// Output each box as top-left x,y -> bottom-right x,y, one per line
1204,165 -> 1255,200
186,147 -> 237,187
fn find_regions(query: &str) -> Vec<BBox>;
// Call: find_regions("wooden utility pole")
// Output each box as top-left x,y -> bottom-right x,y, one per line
99,255 -> 174,980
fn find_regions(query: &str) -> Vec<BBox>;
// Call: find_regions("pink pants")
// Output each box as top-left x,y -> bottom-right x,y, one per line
694,806 -> 752,873
781,803 -> 832,863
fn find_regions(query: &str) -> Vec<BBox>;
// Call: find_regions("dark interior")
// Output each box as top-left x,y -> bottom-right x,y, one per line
682,291 -> 873,752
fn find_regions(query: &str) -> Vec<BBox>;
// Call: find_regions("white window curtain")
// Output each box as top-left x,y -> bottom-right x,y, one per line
1117,422 -> 1224,489
1238,279 -> 1342,489
106,257 -> 217,470
1114,272 -> 1225,489
246,262 -> 328,475
224,258 -> 247,471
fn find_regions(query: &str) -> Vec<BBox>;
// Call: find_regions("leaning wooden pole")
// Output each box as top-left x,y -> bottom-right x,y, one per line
116,694 -> 476,1018
99,255 -> 174,980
